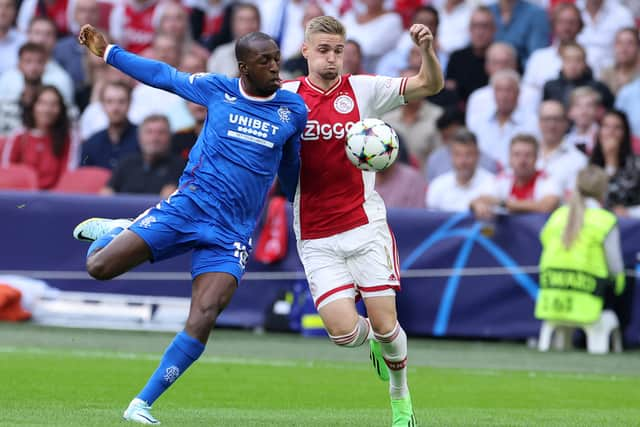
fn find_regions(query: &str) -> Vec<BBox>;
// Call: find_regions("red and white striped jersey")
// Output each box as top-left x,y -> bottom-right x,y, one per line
282,74 -> 407,240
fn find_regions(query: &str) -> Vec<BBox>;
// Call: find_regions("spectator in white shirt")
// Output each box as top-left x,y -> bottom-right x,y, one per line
466,42 -> 540,132
436,0 -> 473,57
155,1 -> 210,63
536,99 -> 588,197
382,68 -> 443,169
473,133 -> 561,216
599,27 -> 640,96
0,0 -> 26,75
426,108 -> 499,182
468,69 -> 539,167
129,33 -> 193,132
207,2 -> 260,77
0,42 -> 46,135
376,6 -> 441,77
566,86 -> 601,155
577,0 -> 635,77
427,128 -> 498,212
523,2 -> 585,92
342,0 -> 403,73
0,17 -> 74,107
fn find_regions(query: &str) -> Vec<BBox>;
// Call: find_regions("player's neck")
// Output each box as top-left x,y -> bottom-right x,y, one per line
307,73 -> 340,91
240,78 -> 273,98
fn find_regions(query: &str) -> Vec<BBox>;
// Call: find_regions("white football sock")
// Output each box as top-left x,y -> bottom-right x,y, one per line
375,322 -> 409,399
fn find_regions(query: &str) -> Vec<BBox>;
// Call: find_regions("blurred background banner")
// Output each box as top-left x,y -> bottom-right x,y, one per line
1,191 -> 638,344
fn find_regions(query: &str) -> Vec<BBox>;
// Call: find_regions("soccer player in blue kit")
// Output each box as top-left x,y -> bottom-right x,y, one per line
73,24 -> 307,424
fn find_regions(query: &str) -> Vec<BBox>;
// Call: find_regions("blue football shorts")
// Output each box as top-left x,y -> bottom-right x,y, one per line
127,192 -> 251,283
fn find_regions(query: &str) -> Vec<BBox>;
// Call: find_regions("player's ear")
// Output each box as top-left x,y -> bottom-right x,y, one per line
301,43 -> 309,59
238,61 -> 248,76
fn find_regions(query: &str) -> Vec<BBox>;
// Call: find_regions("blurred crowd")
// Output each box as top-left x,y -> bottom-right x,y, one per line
0,0 -> 639,220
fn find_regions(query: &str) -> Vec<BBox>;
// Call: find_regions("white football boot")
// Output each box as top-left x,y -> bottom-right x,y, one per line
72,218 -> 133,242
123,398 -> 160,424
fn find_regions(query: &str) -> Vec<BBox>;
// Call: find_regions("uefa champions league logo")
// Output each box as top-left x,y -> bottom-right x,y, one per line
164,366 -> 180,383
278,106 -> 290,123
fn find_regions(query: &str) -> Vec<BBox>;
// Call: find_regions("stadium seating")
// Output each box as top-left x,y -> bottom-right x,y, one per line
537,309 -> 623,354
0,164 -> 39,190
52,166 -> 111,194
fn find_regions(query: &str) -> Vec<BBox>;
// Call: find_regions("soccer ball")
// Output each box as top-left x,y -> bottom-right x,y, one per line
345,118 -> 399,172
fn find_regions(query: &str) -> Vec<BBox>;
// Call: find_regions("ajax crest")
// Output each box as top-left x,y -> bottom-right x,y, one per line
333,95 -> 354,114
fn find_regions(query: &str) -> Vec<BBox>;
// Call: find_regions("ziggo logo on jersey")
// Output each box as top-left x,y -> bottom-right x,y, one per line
302,120 -> 356,141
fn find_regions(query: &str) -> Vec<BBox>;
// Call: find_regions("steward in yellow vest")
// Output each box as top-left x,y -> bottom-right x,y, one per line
536,166 -> 625,324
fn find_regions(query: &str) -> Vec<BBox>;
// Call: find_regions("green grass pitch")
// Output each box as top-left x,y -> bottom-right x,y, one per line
1,323 -> 639,426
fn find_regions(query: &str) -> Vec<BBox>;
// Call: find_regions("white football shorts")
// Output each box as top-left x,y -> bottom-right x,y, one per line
296,219 -> 401,310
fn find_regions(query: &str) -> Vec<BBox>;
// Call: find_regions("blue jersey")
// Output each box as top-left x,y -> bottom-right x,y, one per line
105,45 -> 307,245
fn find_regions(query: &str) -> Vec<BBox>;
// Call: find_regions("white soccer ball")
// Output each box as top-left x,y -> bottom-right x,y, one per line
345,118 -> 399,172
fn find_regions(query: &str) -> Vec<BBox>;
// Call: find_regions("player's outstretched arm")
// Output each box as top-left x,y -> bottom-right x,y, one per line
403,23 -> 445,102
78,24 -> 210,106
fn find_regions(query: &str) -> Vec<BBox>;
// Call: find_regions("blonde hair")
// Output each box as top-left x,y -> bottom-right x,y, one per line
569,86 -> 601,108
562,165 -> 609,248
304,15 -> 345,41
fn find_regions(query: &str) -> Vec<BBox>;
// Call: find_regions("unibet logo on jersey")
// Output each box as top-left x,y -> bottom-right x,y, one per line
228,113 -> 281,149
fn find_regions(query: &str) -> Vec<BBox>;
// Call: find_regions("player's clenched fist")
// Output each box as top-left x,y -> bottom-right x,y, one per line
409,23 -> 433,51
78,24 -> 108,58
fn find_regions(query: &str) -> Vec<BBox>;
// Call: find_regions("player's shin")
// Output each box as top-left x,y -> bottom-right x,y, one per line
375,322 -> 409,399
137,330 -> 205,405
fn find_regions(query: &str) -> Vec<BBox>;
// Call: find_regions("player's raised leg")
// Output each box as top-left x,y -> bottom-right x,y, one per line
124,272 -> 237,424
85,230 -> 152,280
365,296 -> 415,427
317,298 -> 373,348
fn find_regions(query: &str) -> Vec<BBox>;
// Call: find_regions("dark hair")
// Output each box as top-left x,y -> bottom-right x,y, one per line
616,27 -> 640,45
22,85 -> 69,158
590,109 -> 632,169
436,108 -> 465,131
414,5 -> 439,29
99,80 -> 132,102
140,114 -> 170,130
232,2 -> 260,27
28,15 -> 56,32
452,127 -> 478,146
235,31 -> 275,62
551,2 -> 583,33
18,41 -> 47,58
510,133 -> 539,152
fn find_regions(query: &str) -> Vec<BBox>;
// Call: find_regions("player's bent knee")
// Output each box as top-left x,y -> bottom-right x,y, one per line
370,320 -> 397,337
86,256 -> 116,280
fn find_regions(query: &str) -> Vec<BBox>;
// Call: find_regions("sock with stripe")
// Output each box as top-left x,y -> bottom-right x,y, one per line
137,331 -> 205,405
86,226 -> 124,258
375,322 -> 409,399
328,316 -> 371,347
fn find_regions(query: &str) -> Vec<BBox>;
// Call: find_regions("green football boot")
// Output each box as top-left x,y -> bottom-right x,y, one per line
369,339 -> 389,381
391,394 -> 416,427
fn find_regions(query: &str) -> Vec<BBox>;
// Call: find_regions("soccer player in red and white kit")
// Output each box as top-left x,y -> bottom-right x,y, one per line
282,16 -> 443,426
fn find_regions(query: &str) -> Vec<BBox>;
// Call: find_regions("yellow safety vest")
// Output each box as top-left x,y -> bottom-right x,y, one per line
536,206 -> 621,324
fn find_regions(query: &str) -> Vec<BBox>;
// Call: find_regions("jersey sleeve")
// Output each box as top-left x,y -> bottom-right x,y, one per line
351,75 -> 408,117
104,44 -> 216,106
277,103 -> 307,202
